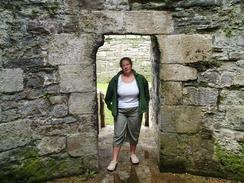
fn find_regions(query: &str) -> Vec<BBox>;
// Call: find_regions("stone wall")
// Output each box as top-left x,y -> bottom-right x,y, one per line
97,35 -> 151,82
0,0 -> 243,182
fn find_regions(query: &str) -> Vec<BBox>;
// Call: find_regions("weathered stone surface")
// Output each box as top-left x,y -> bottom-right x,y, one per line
18,98 -> 50,117
157,34 -> 212,64
31,116 -> 79,136
79,10 -> 124,33
198,70 -> 234,88
161,64 -> 197,81
37,137 -> 66,155
0,106 -> 2,122
68,93 -> 96,114
161,106 -> 202,134
220,90 -> 244,106
52,104 -> 68,118
59,65 -> 95,93
183,87 -> 219,106
219,106 -> 244,131
123,11 -> 173,34
79,10 -> 173,34
0,68 -> 24,92
161,82 -> 182,105
0,119 -> 32,151
48,34 -> 102,65
1,109 -> 21,122
198,60 -> 244,88
160,132 -> 215,174
67,132 -> 98,157
49,95 -> 68,105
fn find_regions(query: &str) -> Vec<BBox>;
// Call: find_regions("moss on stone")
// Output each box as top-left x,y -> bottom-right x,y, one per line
215,143 -> 244,181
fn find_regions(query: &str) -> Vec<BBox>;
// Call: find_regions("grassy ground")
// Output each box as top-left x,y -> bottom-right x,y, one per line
97,83 -> 114,125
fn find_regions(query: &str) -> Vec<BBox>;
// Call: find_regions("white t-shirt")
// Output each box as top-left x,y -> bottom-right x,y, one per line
117,75 -> 139,108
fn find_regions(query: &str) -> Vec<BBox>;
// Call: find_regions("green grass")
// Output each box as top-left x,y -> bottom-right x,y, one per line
97,83 -> 114,125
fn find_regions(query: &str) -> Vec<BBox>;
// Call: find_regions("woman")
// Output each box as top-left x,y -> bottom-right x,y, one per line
105,57 -> 150,171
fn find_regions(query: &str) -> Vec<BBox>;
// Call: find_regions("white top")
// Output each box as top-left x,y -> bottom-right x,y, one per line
117,75 -> 139,108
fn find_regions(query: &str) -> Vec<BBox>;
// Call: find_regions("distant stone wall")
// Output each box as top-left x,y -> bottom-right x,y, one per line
97,35 -> 151,83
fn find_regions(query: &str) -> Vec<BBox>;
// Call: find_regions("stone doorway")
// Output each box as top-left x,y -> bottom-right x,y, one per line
95,34 -> 161,173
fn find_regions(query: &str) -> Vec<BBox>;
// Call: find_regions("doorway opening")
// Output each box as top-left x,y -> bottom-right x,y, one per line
96,34 -> 161,171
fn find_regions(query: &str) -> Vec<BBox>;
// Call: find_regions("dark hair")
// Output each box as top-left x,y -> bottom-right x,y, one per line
119,57 -> 133,68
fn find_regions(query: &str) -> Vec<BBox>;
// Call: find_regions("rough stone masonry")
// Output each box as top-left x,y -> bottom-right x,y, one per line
0,0 -> 243,182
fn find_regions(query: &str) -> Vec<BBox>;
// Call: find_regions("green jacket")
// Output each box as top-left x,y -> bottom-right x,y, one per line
105,70 -> 150,117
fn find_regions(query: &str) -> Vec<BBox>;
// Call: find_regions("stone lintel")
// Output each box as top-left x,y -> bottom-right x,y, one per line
79,10 -> 173,34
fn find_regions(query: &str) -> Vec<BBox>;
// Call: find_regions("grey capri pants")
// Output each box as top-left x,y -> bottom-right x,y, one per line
113,107 -> 143,147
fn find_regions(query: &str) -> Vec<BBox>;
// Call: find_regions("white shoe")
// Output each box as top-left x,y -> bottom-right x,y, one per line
107,161 -> 118,172
130,154 -> 139,164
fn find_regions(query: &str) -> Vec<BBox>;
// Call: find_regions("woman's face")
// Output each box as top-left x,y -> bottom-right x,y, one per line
121,60 -> 132,74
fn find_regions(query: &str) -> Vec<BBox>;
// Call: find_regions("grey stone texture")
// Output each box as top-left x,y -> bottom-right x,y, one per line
67,132 -> 98,157
37,136 -> 66,155
0,69 -> 24,92
161,64 -> 197,81
161,82 -> 182,105
0,120 -> 32,151
0,0 -> 243,182
59,64 -> 95,93
158,34 -> 212,64
161,106 -> 202,134
79,10 -> 173,34
183,87 -> 219,106
48,33 -> 102,66
68,93 -> 96,114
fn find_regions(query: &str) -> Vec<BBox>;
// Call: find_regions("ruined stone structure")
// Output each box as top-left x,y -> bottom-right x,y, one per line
0,0 -> 243,182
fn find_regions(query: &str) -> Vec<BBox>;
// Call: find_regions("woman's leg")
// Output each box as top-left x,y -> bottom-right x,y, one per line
112,146 -> 121,161
130,143 -> 137,155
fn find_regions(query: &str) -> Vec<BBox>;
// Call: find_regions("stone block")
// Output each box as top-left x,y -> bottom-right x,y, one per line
124,11 -> 173,34
161,106 -> 202,134
183,87 -> 218,106
160,132 -> 214,170
219,106 -> 244,131
52,104 -> 68,118
79,11 -> 124,34
161,64 -> 197,81
0,119 -> 32,151
49,95 -> 68,105
59,65 -> 95,93
78,10 -> 173,34
0,68 -> 23,93
220,90 -> 244,106
48,34 -> 102,65
67,132 -> 98,157
158,34 -> 212,64
68,93 -> 96,114
37,137 -> 66,155
161,82 -> 182,105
